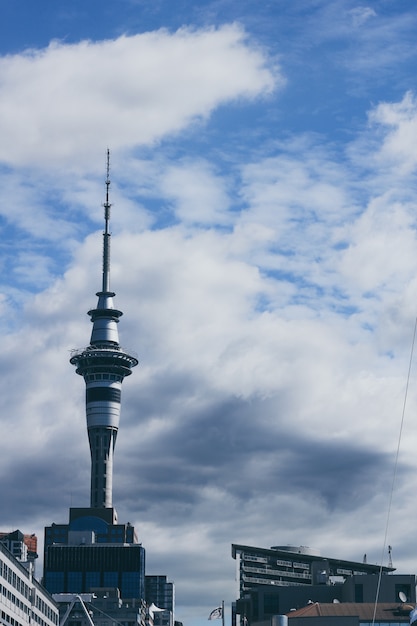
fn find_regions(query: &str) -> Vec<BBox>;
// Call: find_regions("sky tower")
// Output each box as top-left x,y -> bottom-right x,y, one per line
42,155 -> 174,618
70,151 -> 138,510
43,155 -> 146,600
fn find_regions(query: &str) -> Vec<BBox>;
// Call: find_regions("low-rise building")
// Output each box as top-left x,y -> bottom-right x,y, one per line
53,590 -> 148,626
286,601 -> 414,625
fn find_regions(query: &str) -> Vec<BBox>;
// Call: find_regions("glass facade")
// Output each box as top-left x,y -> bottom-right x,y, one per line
44,541 -> 145,599
44,572 -> 64,594
121,572 -> 142,598
67,572 -> 82,592
103,572 -> 118,587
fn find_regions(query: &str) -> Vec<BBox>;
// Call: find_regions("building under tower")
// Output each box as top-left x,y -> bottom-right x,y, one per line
43,156 -> 174,625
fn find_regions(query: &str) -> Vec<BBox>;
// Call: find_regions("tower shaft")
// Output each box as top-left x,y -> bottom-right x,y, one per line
70,152 -> 138,509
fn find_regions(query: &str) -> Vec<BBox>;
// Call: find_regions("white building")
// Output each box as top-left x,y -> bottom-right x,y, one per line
0,539 -> 59,626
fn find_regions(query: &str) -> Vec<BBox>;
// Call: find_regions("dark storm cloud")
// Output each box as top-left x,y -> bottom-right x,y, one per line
0,440 -> 89,524
115,389 -> 398,524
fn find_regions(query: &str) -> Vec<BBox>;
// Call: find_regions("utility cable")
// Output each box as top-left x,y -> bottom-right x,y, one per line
372,316 -> 417,625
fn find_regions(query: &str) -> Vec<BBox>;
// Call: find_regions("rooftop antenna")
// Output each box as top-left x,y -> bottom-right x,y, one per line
102,148 -> 111,294
388,545 -> 393,569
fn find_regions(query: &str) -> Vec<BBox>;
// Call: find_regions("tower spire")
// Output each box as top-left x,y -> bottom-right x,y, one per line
70,154 -> 138,511
103,148 -> 111,294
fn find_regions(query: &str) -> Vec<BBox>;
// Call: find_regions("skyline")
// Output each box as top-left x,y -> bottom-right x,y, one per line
1,2 -> 417,626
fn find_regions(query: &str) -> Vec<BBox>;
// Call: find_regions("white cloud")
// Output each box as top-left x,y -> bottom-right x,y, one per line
337,193 -> 417,294
348,6 -> 377,28
0,25 -> 278,169
302,1 -> 417,79
160,160 -> 232,226
369,91 -> 417,176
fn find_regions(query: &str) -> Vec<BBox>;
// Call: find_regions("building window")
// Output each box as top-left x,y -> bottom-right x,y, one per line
121,572 -> 140,598
103,572 -> 118,587
44,573 -> 64,594
355,584 -> 363,602
67,572 -> 82,593
86,572 -> 100,589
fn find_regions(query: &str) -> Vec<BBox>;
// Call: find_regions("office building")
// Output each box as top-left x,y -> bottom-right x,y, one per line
146,575 -> 175,626
0,538 -> 58,626
232,543 -> 415,625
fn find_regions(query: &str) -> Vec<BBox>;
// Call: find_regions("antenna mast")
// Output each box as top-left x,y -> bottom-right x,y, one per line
102,149 -> 111,293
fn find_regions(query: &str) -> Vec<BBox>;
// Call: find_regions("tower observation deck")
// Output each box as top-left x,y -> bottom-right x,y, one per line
70,151 -> 138,509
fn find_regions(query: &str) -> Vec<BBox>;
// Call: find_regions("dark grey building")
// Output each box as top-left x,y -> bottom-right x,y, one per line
53,590 -> 147,626
232,544 -> 415,625
44,509 -> 145,598
146,575 -> 175,626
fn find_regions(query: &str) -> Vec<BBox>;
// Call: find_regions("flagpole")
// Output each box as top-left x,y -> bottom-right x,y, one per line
222,600 -> 225,626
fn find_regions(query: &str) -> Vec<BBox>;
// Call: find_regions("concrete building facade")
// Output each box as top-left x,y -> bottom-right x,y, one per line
232,544 -> 415,626
0,539 -> 58,626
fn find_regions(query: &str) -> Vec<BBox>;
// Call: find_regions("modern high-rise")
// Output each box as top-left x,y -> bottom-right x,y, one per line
43,153 -> 144,600
145,575 -> 175,626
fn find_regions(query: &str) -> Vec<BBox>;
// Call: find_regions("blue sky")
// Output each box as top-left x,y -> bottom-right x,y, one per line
1,1 -> 417,625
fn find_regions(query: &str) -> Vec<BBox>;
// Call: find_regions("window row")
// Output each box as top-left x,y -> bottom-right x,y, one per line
0,582 -> 29,614
1,608 -> 26,626
36,593 -> 58,623
85,374 -> 122,382
0,559 -> 30,599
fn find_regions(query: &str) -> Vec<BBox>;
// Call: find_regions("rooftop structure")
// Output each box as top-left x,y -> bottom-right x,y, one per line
0,530 -> 38,573
53,590 -> 147,626
286,601 -> 414,625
